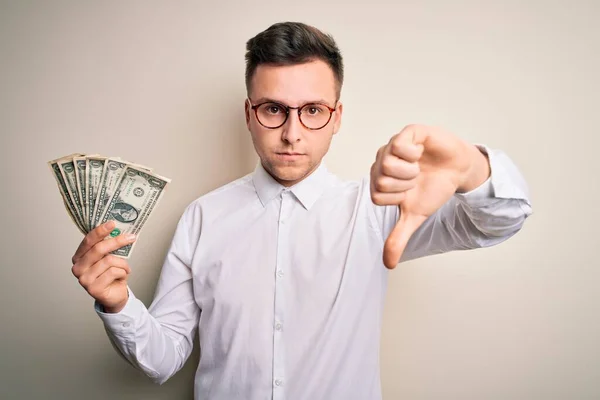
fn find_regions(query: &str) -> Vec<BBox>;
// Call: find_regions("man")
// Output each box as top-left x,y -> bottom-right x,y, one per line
71,22 -> 532,400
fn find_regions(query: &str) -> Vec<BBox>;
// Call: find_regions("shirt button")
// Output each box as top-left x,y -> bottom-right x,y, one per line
122,322 -> 130,328
276,270 -> 284,278
275,322 -> 283,331
274,378 -> 283,387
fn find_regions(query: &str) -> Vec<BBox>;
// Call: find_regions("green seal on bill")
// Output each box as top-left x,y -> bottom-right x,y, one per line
110,228 -> 121,237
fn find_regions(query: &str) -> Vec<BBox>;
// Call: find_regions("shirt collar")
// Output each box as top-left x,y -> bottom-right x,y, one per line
252,161 -> 330,210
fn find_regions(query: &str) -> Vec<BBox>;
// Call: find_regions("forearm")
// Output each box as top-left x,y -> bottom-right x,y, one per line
399,145 -> 532,262
97,287 -> 199,384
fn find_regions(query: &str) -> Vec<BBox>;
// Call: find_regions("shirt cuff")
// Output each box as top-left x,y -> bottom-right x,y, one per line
94,287 -> 144,335
453,144 -> 494,205
454,144 -> 530,207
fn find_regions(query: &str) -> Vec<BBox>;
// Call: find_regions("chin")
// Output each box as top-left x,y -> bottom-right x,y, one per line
269,163 -> 311,185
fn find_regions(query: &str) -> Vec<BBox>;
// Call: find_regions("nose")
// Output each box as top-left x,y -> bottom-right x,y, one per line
281,111 -> 302,144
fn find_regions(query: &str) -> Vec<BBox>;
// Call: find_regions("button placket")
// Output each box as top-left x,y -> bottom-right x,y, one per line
272,191 -> 291,399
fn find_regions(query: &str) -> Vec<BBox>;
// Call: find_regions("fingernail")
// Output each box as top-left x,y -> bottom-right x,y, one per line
105,221 -> 115,230
124,234 -> 136,241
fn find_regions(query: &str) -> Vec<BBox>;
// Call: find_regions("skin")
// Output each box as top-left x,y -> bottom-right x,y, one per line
71,59 -> 490,313
370,124 -> 490,268
245,60 -> 343,187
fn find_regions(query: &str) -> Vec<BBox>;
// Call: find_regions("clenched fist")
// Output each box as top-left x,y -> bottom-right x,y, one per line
71,221 -> 137,313
371,124 -> 490,269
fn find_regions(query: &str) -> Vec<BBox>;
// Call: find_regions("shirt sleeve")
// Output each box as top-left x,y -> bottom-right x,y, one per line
95,201 -> 202,384
372,144 -> 533,263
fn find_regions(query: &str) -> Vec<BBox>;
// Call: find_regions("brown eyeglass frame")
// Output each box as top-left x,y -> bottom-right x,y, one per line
250,101 -> 337,130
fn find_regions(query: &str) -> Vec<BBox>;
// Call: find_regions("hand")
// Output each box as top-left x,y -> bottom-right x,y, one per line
71,221 -> 137,313
370,124 -> 490,269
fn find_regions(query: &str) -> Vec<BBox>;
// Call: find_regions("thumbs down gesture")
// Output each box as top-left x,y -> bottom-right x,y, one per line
370,124 -> 491,269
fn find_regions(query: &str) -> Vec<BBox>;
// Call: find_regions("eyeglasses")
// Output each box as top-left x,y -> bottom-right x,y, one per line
249,100 -> 336,130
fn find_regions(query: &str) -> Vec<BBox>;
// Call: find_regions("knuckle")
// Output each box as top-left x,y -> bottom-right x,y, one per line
371,193 -> 384,206
109,267 -> 125,280
390,141 -> 403,156
87,285 -> 101,299
122,261 -> 132,274
78,275 -> 91,289
103,254 -> 117,265
374,178 -> 388,193
105,267 -> 116,279
94,241 -> 110,257
83,235 -> 94,248
71,264 -> 80,278
108,255 -> 129,272
381,158 -> 395,176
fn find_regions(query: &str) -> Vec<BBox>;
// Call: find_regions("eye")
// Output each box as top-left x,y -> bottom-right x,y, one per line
265,104 -> 283,114
304,105 -> 325,115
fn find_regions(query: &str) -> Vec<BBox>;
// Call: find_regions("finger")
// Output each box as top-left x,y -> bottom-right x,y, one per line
383,210 -> 427,269
79,255 -> 131,289
390,126 -> 426,162
379,155 -> 420,180
79,232 -> 136,270
72,221 -> 117,264
370,191 -> 407,206
87,267 -> 128,299
372,176 -> 417,194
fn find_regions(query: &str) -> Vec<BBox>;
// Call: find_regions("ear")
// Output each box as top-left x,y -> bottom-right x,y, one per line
332,101 -> 343,135
245,99 -> 251,131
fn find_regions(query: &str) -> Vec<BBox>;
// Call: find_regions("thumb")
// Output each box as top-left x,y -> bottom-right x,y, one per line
383,208 -> 427,269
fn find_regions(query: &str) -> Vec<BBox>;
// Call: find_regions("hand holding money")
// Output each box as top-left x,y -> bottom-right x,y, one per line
71,221 -> 136,313
48,153 -> 171,258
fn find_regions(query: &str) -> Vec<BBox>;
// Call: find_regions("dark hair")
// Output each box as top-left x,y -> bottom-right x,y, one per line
245,22 -> 344,99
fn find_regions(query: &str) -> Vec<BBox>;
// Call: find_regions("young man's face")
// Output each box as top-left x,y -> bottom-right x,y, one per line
245,60 -> 343,187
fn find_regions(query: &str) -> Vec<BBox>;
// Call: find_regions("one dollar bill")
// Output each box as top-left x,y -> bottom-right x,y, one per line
48,154 -> 87,234
74,157 -> 88,230
99,166 -> 171,258
58,158 -> 87,231
86,156 -> 108,230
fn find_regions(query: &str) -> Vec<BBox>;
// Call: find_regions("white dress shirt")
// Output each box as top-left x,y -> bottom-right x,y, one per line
96,145 -> 532,400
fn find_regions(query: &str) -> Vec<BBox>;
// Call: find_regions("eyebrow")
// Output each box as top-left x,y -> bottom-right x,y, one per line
252,97 -> 335,107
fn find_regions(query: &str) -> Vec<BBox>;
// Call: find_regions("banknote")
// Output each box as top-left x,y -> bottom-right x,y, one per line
74,157 -> 88,229
58,158 -> 87,231
91,158 -> 154,229
91,158 -> 129,229
49,153 -> 170,258
99,166 -> 171,258
48,155 -> 86,234
86,156 -> 108,230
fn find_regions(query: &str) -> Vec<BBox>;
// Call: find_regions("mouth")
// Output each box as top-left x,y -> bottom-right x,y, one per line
275,152 -> 305,161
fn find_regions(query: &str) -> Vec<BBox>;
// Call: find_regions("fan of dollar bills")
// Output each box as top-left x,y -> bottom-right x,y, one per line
48,154 -> 171,258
